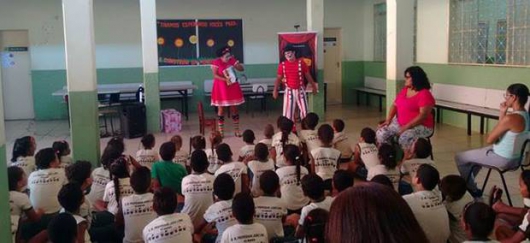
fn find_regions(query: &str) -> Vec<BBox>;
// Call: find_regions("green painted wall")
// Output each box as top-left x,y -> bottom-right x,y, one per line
341,61 -> 364,105
69,91 -> 100,166
0,145 -> 10,243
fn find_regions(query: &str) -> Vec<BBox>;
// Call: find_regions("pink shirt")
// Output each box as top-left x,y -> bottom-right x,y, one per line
212,57 -> 238,82
394,88 -> 435,128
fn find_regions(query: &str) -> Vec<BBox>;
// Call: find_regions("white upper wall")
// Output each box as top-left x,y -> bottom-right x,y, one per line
416,0 -> 449,64
0,0 -> 365,70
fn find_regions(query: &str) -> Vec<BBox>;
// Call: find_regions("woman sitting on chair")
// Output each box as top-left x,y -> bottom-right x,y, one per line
456,83 -> 530,198
376,66 -> 435,150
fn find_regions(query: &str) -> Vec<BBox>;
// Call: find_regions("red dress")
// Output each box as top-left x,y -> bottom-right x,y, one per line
210,57 -> 245,107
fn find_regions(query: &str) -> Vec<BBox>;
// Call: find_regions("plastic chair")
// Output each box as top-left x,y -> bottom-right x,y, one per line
246,84 -> 268,117
198,101 -> 217,136
98,93 -> 121,137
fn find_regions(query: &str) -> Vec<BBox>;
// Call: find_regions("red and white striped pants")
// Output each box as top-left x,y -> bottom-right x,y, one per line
282,87 -> 309,121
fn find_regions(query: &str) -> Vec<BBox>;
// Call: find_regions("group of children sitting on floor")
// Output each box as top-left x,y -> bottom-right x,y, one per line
7,113 -> 530,243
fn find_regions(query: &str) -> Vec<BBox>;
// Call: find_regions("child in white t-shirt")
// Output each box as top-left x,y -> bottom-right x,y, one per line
299,113 -> 321,159
310,124 -> 341,191
181,150 -> 214,228
332,170 -> 354,196
400,138 -> 436,183
295,174 -> 334,238
462,202 -> 499,243
221,192 -> 268,243
367,144 -> 401,192
11,136 -> 37,178
238,130 -> 256,161
275,145 -> 309,214
143,187 -> 194,243
247,143 -> 275,197
403,164 -> 450,243
65,161 -> 94,226
8,166 -> 43,242
136,134 -> 158,170
58,183 -> 91,243
120,167 -> 156,243
350,127 -> 379,179
214,143 -> 249,195
28,148 -> 67,214
440,175 -> 474,243
332,119 -> 354,163
271,116 -> 301,168
99,156 -> 134,215
53,140 -> 73,168
258,124 -> 274,150
171,135 -> 190,173
197,174 -> 237,243
253,171 -> 287,240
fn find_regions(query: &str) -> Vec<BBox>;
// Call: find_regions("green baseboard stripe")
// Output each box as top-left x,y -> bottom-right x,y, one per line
0,145 -> 10,242
69,91 -> 100,166
309,70 -> 325,118
144,72 -> 161,133
341,61 -> 365,105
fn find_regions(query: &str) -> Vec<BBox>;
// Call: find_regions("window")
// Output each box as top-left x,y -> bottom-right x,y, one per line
449,0 -> 530,65
374,3 -> 387,62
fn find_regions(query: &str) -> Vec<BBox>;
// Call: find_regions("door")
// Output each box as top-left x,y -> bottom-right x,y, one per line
0,30 -> 34,120
324,28 -> 342,105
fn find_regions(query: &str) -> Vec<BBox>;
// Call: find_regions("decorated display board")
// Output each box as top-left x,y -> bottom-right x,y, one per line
278,32 -> 318,84
157,19 -> 243,66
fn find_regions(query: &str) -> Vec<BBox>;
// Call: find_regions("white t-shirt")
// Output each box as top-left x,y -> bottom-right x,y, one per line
271,132 -> 300,167
136,149 -> 158,169
181,173 -> 215,226
214,162 -> 248,195
28,168 -> 67,214
239,144 -> 255,159
10,190 -> 32,239
298,197 -> 334,225
143,213 -> 194,243
445,192 -> 473,243
248,159 -> 275,197
333,132 -> 353,159
11,156 -> 36,178
275,166 -> 310,211
367,165 -> 401,191
258,139 -> 272,150
102,178 -> 134,215
72,213 -> 91,243
59,156 -> 73,168
206,149 -> 223,174
519,198 -> 530,232
358,142 -> 379,169
79,199 -> 92,226
173,150 -> 190,168
310,147 -> 341,181
299,130 -> 321,153
254,196 -> 287,239
403,190 -> 450,243
400,158 -> 436,181
203,200 -> 236,243
122,193 -> 157,243
221,223 -> 268,243
86,167 -> 110,208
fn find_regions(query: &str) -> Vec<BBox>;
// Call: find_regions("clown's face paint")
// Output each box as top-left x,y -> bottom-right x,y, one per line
284,51 -> 295,61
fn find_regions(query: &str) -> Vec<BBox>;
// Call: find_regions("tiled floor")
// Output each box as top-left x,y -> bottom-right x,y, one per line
5,104 -> 524,207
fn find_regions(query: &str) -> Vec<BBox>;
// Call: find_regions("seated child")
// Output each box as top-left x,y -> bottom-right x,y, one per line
99,156 -> 134,215
299,112 -> 321,157
58,183 -> 90,243
253,171 -> 287,240
86,142 -> 119,209
351,127 -> 379,179
9,166 -> 43,242
303,208 -> 329,243
142,187 -> 194,243
65,161 -> 93,225
440,175 -> 474,243
52,140 -> 72,168
151,142 -> 187,195
370,174 -> 394,189
238,130 -> 256,161
136,134 -> 158,169
403,164 -> 450,243
214,143 -> 249,195
462,202 -> 498,243
247,143 -> 275,197
296,174 -> 334,238
181,150 -> 215,228
197,174 -> 237,243
332,170 -> 354,196
171,135 -> 190,173
275,145 -> 309,214
121,167 -> 156,243
367,144 -> 401,192
400,138 -> 436,183
48,213 -> 78,243
221,192 -> 268,242
271,117 -> 301,168
310,124 -> 341,191
28,148 -> 67,214
205,132 -> 223,174
332,119 -> 354,163
258,124 -> 274,150
11,136 -> 37,178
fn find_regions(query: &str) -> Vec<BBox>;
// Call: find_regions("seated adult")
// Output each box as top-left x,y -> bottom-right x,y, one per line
376,66 -> 435,150
456,83 -> 529,197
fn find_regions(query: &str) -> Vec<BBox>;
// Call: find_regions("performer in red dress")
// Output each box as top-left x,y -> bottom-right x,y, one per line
211,46 -> 245,137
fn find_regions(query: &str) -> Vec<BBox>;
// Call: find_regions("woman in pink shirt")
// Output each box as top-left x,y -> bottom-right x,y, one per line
376,66 -> 435,149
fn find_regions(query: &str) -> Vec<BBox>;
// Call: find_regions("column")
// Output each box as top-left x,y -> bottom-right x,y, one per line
140,0 -> 160,132
0,64 -> 11,241
307,0 -> 325,118
63,0 -> 100,165
386,0 -> 415,112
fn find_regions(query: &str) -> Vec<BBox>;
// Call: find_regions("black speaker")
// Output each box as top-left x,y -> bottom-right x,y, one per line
120,103 -> 146,139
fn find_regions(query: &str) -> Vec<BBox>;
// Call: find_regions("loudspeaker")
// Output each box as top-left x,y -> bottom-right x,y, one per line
120,103 -> 146,139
